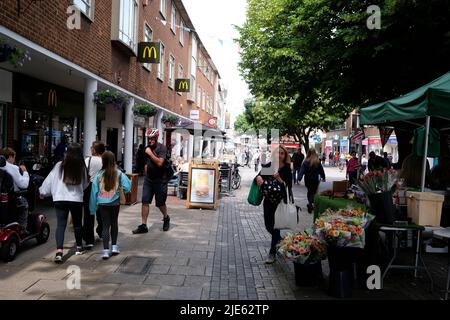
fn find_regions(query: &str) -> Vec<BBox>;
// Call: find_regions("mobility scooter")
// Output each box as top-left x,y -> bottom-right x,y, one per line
0,157 -> 49,262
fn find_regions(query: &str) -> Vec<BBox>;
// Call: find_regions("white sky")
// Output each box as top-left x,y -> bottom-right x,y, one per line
182,0 -> 250,123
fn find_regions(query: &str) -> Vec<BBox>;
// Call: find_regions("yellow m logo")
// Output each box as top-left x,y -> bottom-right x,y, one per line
175,79 -> 190,92
142,46 -> 158,60
48,89 -> 57,107
178,81 -> 189,90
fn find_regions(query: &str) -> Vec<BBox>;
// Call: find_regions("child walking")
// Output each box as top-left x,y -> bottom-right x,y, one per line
89,151 -> 131,259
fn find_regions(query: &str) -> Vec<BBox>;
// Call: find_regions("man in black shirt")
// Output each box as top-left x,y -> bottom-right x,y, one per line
291,148 -> 305,184
368,151 -> 388,171
133,129 -> 171,234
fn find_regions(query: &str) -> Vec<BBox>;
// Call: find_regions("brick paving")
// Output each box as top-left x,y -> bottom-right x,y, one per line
0,168 -> 448,299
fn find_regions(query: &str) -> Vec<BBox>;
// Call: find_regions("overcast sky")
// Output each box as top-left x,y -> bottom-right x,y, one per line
182,0 -> 250,123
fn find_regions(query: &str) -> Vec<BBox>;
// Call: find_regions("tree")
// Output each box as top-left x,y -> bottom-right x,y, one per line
234,113 -> 253,134
237,0 -> 450,109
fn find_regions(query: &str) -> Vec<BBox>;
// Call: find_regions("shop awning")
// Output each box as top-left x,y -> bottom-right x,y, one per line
164,122 -> 226,138
360,71 -> 450,129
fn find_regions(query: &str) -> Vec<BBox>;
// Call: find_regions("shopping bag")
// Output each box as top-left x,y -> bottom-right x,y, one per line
247,180 -> 263,206
274,186 -> 297,230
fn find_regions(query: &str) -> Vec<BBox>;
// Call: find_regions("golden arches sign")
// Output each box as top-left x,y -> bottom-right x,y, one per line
137,42 -> 161,64
48,89 -> 57,107
175,79 -> 190,92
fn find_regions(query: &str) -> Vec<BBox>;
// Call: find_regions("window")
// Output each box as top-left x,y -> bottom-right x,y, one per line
178,64 -> 184,79
170,2 -> 176,34
143,23 -> 153,71
158,42 -> 165,80
190,75 -> 196,100
160,0 -> 166,18
168,55 -> 175,88
179,20 -> 184,45
202,90 -> 206,110
118,0 -> 138,51
74,0 -> 94,19
191,36 -> 197,77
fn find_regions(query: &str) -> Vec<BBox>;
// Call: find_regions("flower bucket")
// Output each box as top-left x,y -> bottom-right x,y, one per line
328,269 -> 352,298
368,191 -> 395,224
293,261 -> 323,287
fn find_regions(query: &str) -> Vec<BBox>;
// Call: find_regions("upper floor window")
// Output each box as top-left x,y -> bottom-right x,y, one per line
119,0 -> 138,51
74,0 -> 94,20
196,85 -> 201,106
160,0 -> 167,18
178,64 -> 184,79
158,42 -> 166,81
143,23 -> 153,71
170,2 -> 176,34
191,35 -> 197,77
168,55 -> 175,88
179,20 -> 184,46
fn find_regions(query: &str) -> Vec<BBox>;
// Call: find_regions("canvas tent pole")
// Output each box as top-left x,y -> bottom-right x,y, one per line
420,116 -> 431,192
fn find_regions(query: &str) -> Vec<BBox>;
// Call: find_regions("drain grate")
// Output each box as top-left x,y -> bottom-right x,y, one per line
116,256 -> 155,275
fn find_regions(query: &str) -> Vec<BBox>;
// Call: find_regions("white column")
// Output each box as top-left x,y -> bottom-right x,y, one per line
124,97 -> 134,174
153,110 -> 164,144
83,79 -> 97,157
175,133 -> 181,157
188,134 -> 194,160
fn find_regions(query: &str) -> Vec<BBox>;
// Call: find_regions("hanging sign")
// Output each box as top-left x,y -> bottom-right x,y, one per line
378,126 -> 394,148
137,42 -> 161,63
351,128 -> 365,142
48,89 -> 57,107
207,117 -> 218,127
175,79 -> 190,92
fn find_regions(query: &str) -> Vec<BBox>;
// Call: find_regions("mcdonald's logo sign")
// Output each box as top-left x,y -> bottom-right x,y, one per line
175,79 -> 190,92
137,42 -> 161,63
48,89 -> 57,107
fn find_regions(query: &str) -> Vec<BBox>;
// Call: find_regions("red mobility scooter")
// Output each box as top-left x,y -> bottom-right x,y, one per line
0,157 -> 50,262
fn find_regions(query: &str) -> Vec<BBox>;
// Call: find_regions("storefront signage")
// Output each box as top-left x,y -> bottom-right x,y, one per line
207,117 -> 218,127
137,42 -> 161,63
333,134 -> 340,140
187,159 -> 219,210
175,79 -> 190,92
340,139 -> 349,147
190,110 -> 200,120
48,89 -> 57,107
368,138 -> 381,145
326,140 -> 332,147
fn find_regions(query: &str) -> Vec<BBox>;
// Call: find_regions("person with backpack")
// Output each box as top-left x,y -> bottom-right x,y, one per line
133,129 -> 172,234
299,149 -> 326,213
39,143 -> 89,263
82,141 -> 106,249
90,151 -> 131,260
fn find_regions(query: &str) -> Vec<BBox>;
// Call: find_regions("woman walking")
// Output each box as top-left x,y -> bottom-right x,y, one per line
90,151 -> 131,260
255,146 -> 292,264
299,149 -> 326,214
83,141 -> 106,248
39,143 -> 89,263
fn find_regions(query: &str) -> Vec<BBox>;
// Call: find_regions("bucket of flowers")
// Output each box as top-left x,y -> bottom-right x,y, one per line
357,169 -> 398,224
277,231 -> 327,286
94,89 -> 129,110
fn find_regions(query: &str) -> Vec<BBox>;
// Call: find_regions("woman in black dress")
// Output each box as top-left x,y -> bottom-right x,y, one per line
255,146 -> 292,264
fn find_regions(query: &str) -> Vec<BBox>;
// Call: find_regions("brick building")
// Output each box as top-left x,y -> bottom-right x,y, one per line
0,0 -> 223,173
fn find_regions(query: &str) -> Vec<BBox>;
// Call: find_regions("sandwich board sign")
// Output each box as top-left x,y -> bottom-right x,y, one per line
186,158 -> 219,210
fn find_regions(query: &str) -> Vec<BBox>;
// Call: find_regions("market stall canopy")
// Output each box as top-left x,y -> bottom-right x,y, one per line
360,71 -> 450,130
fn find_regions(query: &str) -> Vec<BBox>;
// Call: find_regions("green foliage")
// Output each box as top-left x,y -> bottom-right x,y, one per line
93,90 -> 128,110
234,113 -> 253,134
162,114 -> 178,125
133,103 -> 157,117
237,0 -> 450,109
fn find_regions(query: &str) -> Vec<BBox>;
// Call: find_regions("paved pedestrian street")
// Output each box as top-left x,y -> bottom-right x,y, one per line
0,167 -> 447,300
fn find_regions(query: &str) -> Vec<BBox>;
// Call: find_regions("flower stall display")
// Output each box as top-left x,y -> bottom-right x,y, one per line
0,38 -> 31,68
357,169 -> 398,224
94,89 -> 129,110
278,231 -> 327,286
278,231 -> 327,264
162,114 -> 178,126
314,208 -> 374,248
133,103 -> 157,117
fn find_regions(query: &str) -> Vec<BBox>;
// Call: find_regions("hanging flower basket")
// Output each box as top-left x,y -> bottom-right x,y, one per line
133,103 -> 157,117
161,114 -> 178,127
0,38 -> 31,68
94,89 -> 128,110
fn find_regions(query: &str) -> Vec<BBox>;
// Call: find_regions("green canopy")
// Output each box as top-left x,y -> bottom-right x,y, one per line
360,71 -> 450,128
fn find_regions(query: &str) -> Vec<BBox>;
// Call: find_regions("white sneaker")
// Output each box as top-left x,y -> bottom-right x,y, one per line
111,245 -> 120,256
75,247 -> 85,255
102,249 -> 111,260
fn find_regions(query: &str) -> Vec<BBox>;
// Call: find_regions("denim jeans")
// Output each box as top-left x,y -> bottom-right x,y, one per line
263,199 -> 281,254
54,201 -> 83,250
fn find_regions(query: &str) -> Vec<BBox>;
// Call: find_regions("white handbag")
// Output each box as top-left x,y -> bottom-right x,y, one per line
274,185 -> 298,230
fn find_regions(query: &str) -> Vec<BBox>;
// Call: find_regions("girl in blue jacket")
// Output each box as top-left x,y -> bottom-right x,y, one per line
90,151 -> 131,259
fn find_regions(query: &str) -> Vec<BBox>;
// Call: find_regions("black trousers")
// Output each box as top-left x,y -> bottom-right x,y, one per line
54,201 -> 83,250
305,179 -> 319,206
99,204 -> 120,250
263,199 -> 281,254
83,183 -> 103,245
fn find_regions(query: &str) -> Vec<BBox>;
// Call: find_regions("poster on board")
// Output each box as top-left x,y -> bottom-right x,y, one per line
189,168 -> 216,204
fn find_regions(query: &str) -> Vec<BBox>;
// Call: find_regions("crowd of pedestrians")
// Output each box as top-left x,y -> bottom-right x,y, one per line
0,127 -> 175,264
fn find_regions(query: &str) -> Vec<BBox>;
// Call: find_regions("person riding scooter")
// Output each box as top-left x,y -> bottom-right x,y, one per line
0,155 -> 14,225
0,148 -> 30,235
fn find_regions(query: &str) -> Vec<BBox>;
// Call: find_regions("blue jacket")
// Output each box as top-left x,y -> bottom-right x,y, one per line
89,170 -> 131,214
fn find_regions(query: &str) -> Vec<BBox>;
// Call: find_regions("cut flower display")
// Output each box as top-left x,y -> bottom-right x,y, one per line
277,231 -> 327,264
